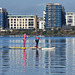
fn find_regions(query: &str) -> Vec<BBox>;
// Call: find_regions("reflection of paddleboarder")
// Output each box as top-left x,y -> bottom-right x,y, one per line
23,33 -> 29,47
23,49 -> 26,67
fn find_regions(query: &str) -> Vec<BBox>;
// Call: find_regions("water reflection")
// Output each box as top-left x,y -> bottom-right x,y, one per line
1,49 -> 10,75
23,49 -> 26,67
1,36 -> 75,75
66,38 -> 75,75
53,39 -> 66,74
35,50 -> 39,68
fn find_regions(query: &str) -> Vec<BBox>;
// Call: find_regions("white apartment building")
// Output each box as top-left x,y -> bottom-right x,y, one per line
8,15 -> 37,30
39,20 -> 45,30
66,12 -> 75,26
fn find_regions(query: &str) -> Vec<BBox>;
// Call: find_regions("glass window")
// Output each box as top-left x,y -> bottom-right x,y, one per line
25,19 -> 27,21
11,19 -> 13,21
14,19 -> 16,21
25,24 -> 27,26
11,24 -> 13,26
18,16 -> 21,18
14,27 -> 16,29
14,24 -> 16,26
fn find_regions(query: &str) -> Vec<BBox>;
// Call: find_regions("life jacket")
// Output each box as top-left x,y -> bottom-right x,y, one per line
35,35 -> 40,40
23,34 -> 27,38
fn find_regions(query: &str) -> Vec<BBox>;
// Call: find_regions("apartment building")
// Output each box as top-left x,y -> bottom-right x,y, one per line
37,17 -> 45,29
8,15 -> 37,30
44,3 -> 65,29
0,8 -> 8,29
39,20 -> 45,29
66,12 -> 75,26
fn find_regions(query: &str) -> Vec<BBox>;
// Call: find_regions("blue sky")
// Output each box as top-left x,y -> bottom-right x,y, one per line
0,0 -> 75,16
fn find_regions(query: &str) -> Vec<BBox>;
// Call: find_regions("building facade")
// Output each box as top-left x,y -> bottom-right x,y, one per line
66,12 -> 75,26
8,15 -> 37,30
0,8 -> 8,29
39,20 -> 45,30
37,17 -> 45,29
44,3 -> 65,29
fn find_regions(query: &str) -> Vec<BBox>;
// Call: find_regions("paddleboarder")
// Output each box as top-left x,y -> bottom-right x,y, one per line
23,33 -> 29,47
35,33 -> 40,48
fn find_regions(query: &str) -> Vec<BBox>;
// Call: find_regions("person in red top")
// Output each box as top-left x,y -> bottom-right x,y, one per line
35,33 -> 40,48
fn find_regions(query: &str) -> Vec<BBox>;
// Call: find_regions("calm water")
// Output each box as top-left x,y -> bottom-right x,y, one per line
0,35 -> 75,75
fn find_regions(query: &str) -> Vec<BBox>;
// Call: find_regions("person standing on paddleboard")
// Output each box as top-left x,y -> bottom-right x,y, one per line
35,33 -> 40,48
23,33 -> 29,47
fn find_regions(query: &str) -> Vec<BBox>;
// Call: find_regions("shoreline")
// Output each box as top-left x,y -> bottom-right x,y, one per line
0,34 -> 75,37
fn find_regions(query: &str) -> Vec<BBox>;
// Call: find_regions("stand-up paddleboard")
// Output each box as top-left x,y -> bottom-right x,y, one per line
42,47 -> 55,50
10,47 -> 55,50
10,47 -> 42,49
10,47 -> 26,49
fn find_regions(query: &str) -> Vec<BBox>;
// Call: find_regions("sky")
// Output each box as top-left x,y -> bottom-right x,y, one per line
0,0 -> 75,16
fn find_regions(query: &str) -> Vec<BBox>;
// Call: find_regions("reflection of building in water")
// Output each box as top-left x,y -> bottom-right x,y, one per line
66,38 -> 75,75
0,49 -> 10,74
44,39 -> 51,47
9,39 -> 23,47
0,50 -> 2,74
8,49 -> 25,74
26,50 -> 55,74
25,38 -> 66,74
51,39 -> 66,74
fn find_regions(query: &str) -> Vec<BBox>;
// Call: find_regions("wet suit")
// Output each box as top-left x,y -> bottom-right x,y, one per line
35,35 -> 40,48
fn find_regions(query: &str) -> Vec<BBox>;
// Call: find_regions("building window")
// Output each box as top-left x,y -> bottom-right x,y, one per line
25,19 -> 27,21
14,27 -> 16,29
11,19 -> 13,21
68,16 -> 72,18
29,19 -> 34,21
14,19 -> 16,21
11,27 -> 13,29
29,22 -> 34,26
25,24 -> 27,26
67,19 -> 72,23
14,24 -> 16,26
18,16 -> 21,18
20,19 -> 21,21
25,22 -> 27,23
23,19 -> 24,21
29,27 -> 34,29
14,22 -> 16,23
11,24 -> 13,26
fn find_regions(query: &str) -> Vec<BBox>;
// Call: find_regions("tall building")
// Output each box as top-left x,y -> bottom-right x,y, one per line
44,3 -> 65,29
66,12 -> 75,26
8,15 -> 37,30
0,8 -> 8,29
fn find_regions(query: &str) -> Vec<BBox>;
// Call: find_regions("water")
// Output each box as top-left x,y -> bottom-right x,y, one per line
0,36 -> 75,75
